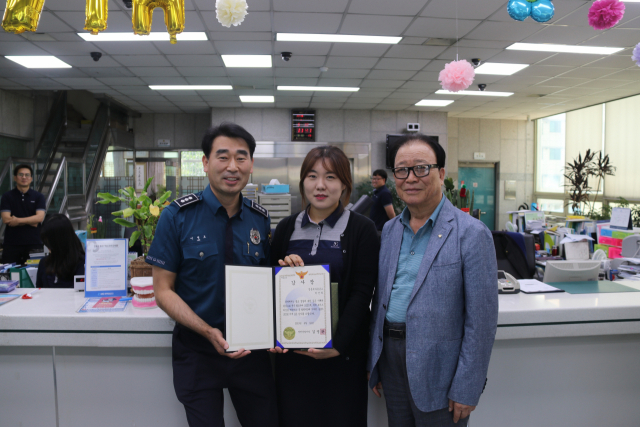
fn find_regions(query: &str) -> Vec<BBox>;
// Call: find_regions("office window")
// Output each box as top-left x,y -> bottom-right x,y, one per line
536,114 -> 566,194
103,152 -> 115,177
605,94 -> 640,200
537,198 -> 565,213
181,151 -> 206,177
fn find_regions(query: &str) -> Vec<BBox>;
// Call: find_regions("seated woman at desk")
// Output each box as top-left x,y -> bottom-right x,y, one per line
36,214 -> 85,288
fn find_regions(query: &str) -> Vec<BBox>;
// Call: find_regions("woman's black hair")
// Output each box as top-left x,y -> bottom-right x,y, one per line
201,122 -> 256,159
40,214 -> 85,280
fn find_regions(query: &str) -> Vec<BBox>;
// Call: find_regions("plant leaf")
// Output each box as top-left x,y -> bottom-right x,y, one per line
114,218 -> 137,228
112,210 -> 124,217
129,230 -> 141,247
157,191 -> 172,205
144,177 -> 154,193
122,208 -> 135,218
97,192 -> 119,203
143,225 -> 152,239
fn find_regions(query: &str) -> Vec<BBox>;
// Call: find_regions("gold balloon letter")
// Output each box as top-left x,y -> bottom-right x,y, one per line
132,0 -> 185,44
85,0 -> 108,35
2,0 -> 46,34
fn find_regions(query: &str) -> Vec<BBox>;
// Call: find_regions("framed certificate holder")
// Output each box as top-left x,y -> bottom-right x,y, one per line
225,264 -> 332,352
85,239 -> 128,298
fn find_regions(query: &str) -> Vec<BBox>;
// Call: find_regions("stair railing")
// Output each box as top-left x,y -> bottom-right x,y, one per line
35,91 -> 67,193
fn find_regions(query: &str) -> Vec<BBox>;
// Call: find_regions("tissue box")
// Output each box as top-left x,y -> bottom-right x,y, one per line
0,280 -> 18,293
261,184 -> 289,193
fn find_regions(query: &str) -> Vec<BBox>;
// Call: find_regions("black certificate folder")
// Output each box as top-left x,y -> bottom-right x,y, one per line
224,264 -> 332,352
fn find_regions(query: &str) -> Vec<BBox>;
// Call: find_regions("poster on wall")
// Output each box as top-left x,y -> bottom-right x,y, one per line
135,163 -> 146,190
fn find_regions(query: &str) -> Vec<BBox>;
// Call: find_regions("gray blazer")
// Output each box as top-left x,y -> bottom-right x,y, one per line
367,198 -> 498,412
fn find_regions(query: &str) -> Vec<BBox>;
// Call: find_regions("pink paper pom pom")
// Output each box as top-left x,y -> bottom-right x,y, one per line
438,60 -> 475,92
588,0 -> 625,30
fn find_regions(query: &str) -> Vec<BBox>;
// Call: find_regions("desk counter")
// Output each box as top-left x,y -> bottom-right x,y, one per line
2,284 -> 640,427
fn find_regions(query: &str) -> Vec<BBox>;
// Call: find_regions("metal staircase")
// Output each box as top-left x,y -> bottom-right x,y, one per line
0,91 -> 124,241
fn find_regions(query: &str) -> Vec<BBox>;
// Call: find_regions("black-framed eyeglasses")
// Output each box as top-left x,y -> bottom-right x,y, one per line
391,164 -> 439,179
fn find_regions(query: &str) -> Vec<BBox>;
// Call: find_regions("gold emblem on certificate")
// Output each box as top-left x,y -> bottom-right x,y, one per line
275,264 -> 332,349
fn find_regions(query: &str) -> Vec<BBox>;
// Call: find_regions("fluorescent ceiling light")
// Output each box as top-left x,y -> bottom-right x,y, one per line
507,43 -> 624,55
415,100 -> 455,107
77,32 -> 207,41
150,85 -> 233,90
475,62 -> 529,75
436,90 -> 513,97
277,33 -> 401,44
222,55 -> 272,68
278,86 -> 359,92
5,56 -> 71,68
240,96 -> 274,103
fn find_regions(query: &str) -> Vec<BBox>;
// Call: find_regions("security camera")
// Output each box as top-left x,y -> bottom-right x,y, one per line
281,52 -> 292,62
471,58 -> 481,67
90,52 -> 102,62
478,83 -> 487,91
122,0 -> 132,8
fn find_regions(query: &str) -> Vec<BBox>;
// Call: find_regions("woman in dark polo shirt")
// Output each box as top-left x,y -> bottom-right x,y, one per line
270,146 -> 380,427
36,214 -> 85,288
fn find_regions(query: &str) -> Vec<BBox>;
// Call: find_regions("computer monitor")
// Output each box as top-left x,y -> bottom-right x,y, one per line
543,260 -> 600,283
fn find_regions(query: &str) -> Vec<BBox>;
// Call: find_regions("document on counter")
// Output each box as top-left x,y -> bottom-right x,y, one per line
225,264 -> 332,352
78,297 -> 129,313
0,294 -> 20,307
519,279 -> 564,294
85,239 -> 128,298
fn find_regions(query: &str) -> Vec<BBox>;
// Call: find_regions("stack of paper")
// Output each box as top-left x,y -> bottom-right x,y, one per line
519,279 -> 564,294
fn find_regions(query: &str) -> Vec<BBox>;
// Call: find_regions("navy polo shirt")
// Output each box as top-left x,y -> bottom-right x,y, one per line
146,185 -> 271,331
0,188 -> 46,246
369,185 -> 393,231
286,204 -> 348,284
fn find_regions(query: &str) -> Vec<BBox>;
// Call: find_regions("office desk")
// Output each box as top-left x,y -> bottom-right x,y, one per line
2,283 -> 640,427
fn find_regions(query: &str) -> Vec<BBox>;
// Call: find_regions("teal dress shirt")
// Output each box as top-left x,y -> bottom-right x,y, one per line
385,194 -> 446,323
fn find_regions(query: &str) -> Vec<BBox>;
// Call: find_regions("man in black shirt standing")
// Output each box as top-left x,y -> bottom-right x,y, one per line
369,169 -> 396,232
1,164 -> 46,264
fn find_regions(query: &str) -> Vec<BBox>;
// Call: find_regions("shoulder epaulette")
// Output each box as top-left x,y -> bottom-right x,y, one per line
249,200 -> 269,218
173,193 -> 201,208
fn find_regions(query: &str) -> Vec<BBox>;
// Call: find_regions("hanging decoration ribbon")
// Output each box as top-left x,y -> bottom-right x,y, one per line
2,0 -> 46,34
507,0 -> 555,23
588,0 -> 625,30
84,0 -> 108,34
132,0 -> 186,44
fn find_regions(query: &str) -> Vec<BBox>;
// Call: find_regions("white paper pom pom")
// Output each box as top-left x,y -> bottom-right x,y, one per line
216,0 -> 249,28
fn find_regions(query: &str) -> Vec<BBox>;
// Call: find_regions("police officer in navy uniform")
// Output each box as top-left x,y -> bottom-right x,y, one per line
147,123 -> 277,427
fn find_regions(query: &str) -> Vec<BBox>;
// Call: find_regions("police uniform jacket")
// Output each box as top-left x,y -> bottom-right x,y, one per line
146,185 -> 271,333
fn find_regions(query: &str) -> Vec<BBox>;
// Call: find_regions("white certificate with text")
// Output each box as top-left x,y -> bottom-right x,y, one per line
224,264 -> 332,351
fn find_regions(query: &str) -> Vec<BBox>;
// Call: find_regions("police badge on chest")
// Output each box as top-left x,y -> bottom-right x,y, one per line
250,228 -> 261,245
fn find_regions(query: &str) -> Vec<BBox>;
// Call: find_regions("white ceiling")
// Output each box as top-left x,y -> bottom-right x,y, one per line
0,0 -> 639,119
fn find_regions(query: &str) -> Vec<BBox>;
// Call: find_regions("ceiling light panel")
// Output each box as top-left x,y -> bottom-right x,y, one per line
278,86 -> 359,92
276,33 -> 402,44
507,43 -> 624,55
240,96 -> 275,103
475,62 -> 529,75
150,85 -> 233,90
77,32 -> 208,41
5,56 -> 72,68
415,100 -> 455,106
222,55 -> 272,68
436,90 -> 514,97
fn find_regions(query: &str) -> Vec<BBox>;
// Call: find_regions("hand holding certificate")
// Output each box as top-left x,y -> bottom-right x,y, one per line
225,264 -> 332,352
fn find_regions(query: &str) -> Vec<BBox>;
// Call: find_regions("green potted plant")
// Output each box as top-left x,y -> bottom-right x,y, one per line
96,177 -> 172,277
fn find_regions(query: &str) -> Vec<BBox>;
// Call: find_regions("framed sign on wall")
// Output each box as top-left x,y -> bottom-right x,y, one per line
291,110 -> 316,142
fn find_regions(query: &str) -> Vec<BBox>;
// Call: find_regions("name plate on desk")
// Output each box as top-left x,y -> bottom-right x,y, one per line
224,264 -> 332,352
85,239 -> 128,298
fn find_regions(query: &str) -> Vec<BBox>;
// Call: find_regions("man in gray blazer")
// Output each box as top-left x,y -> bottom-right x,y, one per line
367,134 -> 498,426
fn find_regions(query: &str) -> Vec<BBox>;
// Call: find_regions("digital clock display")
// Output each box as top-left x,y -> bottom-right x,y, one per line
291,109 -> 316,142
